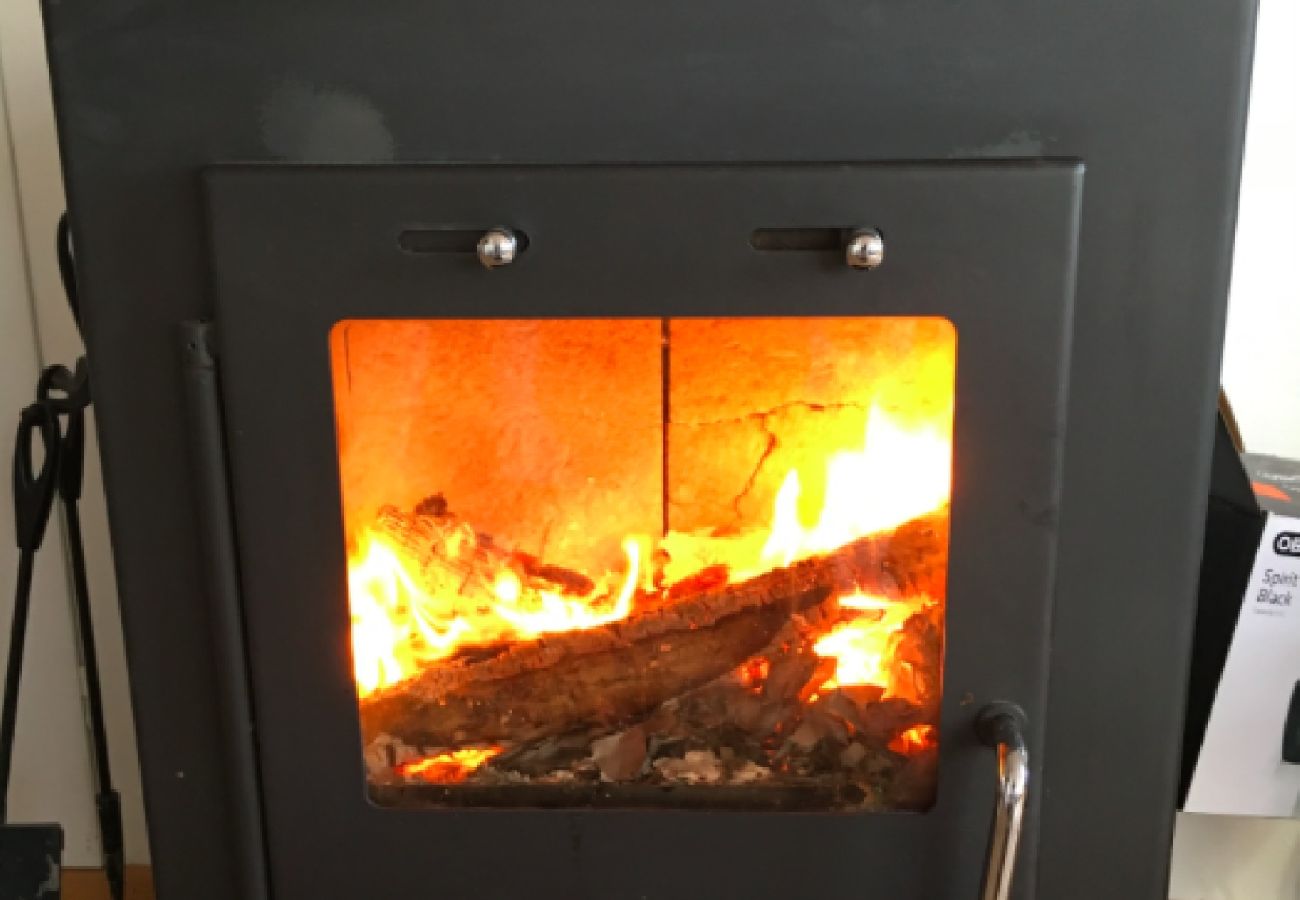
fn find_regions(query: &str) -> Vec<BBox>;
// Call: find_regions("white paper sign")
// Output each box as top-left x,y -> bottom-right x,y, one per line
1185,514 -> 1300,817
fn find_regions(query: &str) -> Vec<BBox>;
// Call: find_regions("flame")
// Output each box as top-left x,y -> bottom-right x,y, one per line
350,535 -> 643,698
396,746 -> 503,783
811,592 -> 928,700
656,403 -> 953,586
762,404 -> 952,568
492,538 -> 641,635
349,538 -> 472,696
347,403 -> 951,702
887,724 -> 938,755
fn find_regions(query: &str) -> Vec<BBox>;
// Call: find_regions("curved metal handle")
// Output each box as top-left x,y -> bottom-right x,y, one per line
976,703 -> 1030,900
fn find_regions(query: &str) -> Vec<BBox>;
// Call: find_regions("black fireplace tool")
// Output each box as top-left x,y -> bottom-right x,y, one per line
2,359 -> 124,900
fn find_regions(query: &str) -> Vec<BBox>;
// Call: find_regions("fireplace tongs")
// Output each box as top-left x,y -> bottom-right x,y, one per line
3,359 -> 125,900
976,703 -> 1030,900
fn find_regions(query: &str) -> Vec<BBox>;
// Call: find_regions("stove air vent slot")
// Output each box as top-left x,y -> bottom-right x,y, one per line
749,227 -> 847,252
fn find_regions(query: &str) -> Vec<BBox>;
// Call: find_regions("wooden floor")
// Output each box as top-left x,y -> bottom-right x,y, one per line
62,867 -> 153,900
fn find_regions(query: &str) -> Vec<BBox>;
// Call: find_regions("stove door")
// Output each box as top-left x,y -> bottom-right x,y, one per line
204,163 -> 1081,900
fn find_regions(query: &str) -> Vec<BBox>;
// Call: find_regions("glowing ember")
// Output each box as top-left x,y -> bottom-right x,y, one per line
888,724 -> 938,755
735,657 -> 771,691
396,747 -> 503,783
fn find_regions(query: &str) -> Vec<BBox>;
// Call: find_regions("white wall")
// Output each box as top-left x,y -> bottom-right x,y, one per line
1220,0 -> 1300,458
0,8 -> 149,868
0,0 -> 1296,890
1171,0 -> 1300,896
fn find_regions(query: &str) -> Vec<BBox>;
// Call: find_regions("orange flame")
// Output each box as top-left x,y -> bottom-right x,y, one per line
351,536 -> 644,697
811,593 -> 930,700
349,538 -> 471,696
762,404 -> 952,568
396,746 -> 503,783
348,404 -> 952,701
492,538 -> 641,635
888,724 -> 938,755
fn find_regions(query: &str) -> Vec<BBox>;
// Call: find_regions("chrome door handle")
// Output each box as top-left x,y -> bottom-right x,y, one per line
976,703 -> 1030,900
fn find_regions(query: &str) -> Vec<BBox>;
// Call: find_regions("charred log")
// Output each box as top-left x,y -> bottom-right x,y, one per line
374,499 -> 599,603
358,509 -> 947,747
359,572 -> 830,746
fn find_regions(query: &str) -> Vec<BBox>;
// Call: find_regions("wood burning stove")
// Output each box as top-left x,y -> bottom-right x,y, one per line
197,163 -> 1073,896
40,2 -> 1256,898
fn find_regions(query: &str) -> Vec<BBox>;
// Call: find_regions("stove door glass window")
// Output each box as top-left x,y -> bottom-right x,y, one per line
330,317 -> 955,811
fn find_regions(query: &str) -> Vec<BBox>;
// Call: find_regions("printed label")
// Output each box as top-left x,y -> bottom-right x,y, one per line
1276,531 -> 1300,557
1186,513 -> 1300,817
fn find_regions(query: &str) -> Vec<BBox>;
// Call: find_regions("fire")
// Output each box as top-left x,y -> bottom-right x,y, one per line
350,535 -> 643,697
888,724 -> 938,755
736,657 -> 771,692
492,538 -> 641,635
762,403 -> 952,568
349,538 -> 472,696
396,746 -> 503,783
348,403 -> 951,702
811,592 -> 929,699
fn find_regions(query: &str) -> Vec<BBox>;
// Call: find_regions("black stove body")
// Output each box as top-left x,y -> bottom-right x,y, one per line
41,2 -> 1256,899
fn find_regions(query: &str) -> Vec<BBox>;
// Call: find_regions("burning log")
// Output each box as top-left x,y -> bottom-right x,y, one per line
376,496 -> 600,603
358,509 -> 948,747
359,566 -> 830,747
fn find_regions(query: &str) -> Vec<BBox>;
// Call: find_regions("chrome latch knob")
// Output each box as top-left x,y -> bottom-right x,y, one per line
845,228 -> 885,270
477,228 -> 519,269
